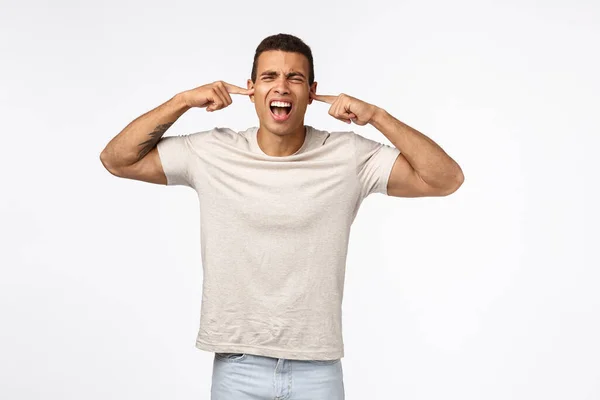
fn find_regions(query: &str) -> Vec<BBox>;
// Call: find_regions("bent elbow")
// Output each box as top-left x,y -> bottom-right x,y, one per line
441,168 -> 464,196
99,151 -> 122,177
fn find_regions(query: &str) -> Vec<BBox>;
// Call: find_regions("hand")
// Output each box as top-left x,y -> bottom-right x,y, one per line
183,81 -> 254,112
310,92 -> 378,125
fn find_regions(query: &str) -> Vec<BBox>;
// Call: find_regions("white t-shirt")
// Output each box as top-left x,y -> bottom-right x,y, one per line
156,125 -> 400,360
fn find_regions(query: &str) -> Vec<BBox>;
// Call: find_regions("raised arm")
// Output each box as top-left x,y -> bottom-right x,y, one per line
99,81 -> 254,185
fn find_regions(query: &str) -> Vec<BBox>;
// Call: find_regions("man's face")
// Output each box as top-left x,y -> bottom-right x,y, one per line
248,50 -> 317,136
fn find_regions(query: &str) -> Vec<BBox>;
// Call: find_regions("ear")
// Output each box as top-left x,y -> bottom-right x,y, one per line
247,79 -> 255,103
308,82 -> 318,105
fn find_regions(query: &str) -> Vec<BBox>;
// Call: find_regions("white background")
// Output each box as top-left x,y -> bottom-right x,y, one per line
1,0 -> 598,399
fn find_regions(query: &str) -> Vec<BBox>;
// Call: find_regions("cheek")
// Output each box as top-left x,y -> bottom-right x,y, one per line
295,96 -> 310,110
296,90 -> 310,103
253,87 -> 269,110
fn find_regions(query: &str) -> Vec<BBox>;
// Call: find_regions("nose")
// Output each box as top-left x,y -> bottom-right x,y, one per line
273,76 -> 290,96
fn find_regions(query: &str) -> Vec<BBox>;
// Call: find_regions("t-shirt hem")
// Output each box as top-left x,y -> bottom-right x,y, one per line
195,339 -> 344,361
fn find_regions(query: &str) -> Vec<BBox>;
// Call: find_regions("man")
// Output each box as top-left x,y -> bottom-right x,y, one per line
100,33 -> 463,400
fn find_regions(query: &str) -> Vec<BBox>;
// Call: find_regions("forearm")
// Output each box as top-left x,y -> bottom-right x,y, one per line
369,107 -> 464,189
100,92 -> 191,169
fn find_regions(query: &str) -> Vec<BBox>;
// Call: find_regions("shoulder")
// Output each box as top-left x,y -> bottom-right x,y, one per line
161,126 -> 246,148
160,128 -> 214,146
308,126 -> 385,151
205,126 -> 257,147
352,130 -> 385,152
306,125 -> 355,148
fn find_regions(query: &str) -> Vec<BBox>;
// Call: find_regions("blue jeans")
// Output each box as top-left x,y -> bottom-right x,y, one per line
211,352 -> 345,400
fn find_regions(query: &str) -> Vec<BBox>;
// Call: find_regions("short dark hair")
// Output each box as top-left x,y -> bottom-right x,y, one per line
251,33 -> 314,85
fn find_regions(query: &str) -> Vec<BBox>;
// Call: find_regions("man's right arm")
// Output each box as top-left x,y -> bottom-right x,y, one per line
99,93 -> 191,185
99,81 -> 254,185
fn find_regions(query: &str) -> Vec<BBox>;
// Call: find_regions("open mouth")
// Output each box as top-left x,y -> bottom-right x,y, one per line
269,100 -> 292,122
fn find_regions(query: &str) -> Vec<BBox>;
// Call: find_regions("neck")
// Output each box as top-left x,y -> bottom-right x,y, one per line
257,124 -> 306,157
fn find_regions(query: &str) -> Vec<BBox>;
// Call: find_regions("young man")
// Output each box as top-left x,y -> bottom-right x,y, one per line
100,33 -> 463,400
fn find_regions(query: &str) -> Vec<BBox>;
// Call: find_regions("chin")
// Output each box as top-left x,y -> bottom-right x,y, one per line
264,120 -> 301,136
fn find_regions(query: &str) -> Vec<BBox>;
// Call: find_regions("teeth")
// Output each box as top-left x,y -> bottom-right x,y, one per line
270,101 -> 292,107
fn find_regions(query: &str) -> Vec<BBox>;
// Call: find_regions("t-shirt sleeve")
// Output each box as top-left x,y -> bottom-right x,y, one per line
156,134 -> 196,187
353,132 -> 401,198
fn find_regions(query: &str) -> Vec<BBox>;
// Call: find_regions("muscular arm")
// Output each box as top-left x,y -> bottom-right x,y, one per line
369,108 -> 464,197
311,92 -> 463,197
99,93 -> 191,184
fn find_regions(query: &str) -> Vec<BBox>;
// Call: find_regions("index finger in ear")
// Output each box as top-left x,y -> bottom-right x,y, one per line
224,82 -> 254,95
311,93 -> 337,104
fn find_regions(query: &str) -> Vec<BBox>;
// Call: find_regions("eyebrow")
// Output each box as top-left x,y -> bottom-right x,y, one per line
260,71 -> 306,79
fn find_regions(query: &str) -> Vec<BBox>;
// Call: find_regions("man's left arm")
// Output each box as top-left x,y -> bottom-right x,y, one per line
311,92 -> 464,197
369,107 -> 464,197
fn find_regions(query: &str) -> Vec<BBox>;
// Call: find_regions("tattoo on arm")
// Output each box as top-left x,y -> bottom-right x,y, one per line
136,122 -> 174,161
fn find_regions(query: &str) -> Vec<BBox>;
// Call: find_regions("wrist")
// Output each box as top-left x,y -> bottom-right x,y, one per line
369,106 -> 387,126
174,91 -> 192,110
